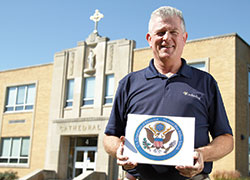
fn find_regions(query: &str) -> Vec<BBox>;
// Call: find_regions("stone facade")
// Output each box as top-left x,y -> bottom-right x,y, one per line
44,32 -> 135,179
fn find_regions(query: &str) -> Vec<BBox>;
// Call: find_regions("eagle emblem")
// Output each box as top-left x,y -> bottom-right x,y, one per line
143,122 -> 176,154
133,116 -> 184,161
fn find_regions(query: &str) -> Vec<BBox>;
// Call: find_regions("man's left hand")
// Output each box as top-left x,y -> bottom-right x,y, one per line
175,150 -> 204,178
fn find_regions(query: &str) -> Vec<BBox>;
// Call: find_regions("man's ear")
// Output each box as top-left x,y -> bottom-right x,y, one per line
146,33 -> 152,47
183,32 -> 188,43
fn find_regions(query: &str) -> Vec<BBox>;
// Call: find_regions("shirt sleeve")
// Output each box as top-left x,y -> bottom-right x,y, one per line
208,80 -> 233,139
104,80 -> 128,137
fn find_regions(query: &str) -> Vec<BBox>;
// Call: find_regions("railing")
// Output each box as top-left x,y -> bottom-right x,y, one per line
19,170 -> 106,180
19,169 -> 56,180
73,171 -> 106,180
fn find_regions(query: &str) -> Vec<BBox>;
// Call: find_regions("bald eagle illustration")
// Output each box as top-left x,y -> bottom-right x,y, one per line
144,127 -> 175,149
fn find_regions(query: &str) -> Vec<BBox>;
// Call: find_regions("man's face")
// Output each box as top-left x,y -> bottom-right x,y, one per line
146,16 -> 188,62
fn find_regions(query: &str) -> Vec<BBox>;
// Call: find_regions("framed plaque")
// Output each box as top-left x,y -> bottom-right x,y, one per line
124,114 -> 195,166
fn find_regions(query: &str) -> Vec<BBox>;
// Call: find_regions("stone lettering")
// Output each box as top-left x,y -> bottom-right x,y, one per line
59,123 -> 102,133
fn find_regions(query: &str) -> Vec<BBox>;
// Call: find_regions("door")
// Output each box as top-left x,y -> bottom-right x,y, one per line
73,146 -> 97,178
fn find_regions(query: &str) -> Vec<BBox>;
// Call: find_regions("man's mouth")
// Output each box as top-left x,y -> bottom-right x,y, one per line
161,45 -> 175,49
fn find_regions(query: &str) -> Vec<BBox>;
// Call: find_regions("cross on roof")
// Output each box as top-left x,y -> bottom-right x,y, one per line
90,9 -> 104,34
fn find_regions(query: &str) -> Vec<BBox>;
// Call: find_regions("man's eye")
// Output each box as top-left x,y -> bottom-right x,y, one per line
156,31 -> 165,36
171,31 -> 178,35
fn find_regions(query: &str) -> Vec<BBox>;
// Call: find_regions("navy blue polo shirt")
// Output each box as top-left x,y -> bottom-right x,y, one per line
105,59 -> 232,180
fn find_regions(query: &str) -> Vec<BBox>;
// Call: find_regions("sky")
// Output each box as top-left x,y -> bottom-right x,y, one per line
0,0 -> 249,71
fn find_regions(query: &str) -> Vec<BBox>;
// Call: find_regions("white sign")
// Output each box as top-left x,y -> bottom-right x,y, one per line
124,114 -> 195,166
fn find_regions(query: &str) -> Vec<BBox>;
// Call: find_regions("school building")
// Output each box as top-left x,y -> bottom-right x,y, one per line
0,10 -> 250,180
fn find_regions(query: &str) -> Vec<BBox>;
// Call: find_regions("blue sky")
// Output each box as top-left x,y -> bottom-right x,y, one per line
0,0 -> 249,71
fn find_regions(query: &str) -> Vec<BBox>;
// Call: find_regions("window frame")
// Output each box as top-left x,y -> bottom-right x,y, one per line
0,137 -> 30,166
5,84 -> 36,113
248,71 -> 250,103
104,74 -> 114,105
187,58 -> 209,72
248,68 -> 250,173
83,76 -> 95,106
65,79 -> 74,107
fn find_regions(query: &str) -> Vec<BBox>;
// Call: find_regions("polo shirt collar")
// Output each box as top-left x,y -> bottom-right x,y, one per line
145,58 -> 193,79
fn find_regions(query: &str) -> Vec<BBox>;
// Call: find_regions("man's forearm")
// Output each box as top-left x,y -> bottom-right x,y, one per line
197,134 -> 234,162
103,134 -> 121,158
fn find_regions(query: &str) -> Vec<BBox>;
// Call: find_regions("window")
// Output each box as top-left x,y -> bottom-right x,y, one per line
104,74 -> 114,104
248,71 -> 250,172
0,137 -> 30,164
248,72 -> 250,103
189,62 -> 206,71
249,137 -> 250,172
83,77 -> 95,106
5,84 -> 36,112
188,58 -> 209,72
66,79 -> 74,107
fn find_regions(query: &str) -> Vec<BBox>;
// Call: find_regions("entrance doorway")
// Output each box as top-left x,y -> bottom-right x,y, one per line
73,146 -> 97,177
67,136 -> 98,179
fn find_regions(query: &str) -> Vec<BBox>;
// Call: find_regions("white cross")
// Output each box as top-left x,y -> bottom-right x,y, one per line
90,9 -> 104,33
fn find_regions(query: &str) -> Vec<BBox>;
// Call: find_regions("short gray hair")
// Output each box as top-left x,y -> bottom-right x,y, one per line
148,6 -> 186,33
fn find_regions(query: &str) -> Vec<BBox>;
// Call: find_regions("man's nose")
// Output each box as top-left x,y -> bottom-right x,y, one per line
163,32 -> 170,40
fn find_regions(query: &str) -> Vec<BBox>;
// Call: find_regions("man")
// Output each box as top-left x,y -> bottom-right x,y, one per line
103,6 -> 233,180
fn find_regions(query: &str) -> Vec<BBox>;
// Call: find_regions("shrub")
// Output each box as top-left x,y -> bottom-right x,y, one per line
0,171 -> 18,180
212,170 -> 250,180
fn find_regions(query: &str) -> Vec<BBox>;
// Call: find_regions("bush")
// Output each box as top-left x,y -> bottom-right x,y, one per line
0,171 -> 18,180
212,170 -> 250,180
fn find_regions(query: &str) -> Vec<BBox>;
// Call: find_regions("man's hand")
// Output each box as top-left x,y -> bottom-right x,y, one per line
175,151 -> 204,178
175,134 -> 233,178
116,136 -> 137,170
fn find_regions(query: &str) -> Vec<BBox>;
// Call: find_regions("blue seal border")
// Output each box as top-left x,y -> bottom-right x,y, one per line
134,117 -> 183,161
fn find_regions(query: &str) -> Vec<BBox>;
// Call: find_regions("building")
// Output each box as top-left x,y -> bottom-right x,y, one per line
0,10 -> 250,180
0,63 -> 53,178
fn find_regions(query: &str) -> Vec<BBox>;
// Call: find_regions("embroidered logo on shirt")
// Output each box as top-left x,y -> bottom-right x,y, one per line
134,117 -> 183,161
183,91 -> 201,101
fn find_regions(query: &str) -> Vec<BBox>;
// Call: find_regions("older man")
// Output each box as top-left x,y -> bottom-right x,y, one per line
103,6 -> 233,180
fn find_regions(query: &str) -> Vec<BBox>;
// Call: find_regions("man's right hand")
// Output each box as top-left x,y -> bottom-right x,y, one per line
116,136 -> 138,170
